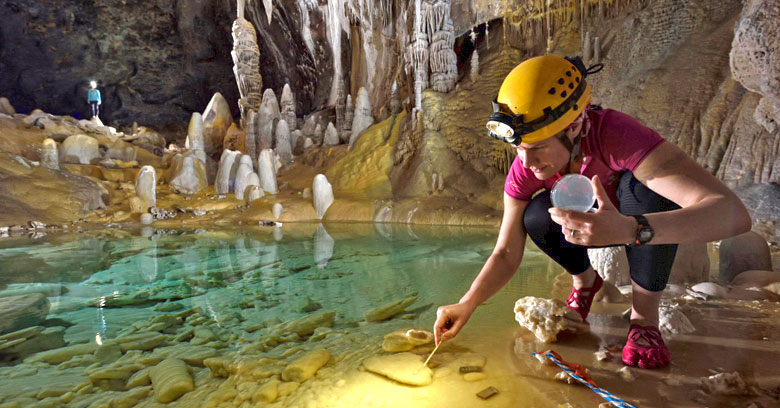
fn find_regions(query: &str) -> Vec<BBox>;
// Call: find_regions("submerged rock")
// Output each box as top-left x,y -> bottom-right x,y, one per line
150,358 -> 194,402
0,293 -> 50,335
513,296 -> 569,343
363,352 -> 433,386
381,328 -> 434,352
281,349 -> 330,383
364,294 -> 418,322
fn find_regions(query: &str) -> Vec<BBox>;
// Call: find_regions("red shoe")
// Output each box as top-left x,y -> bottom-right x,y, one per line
622,324 -> 671,369
566,273 -> 604,321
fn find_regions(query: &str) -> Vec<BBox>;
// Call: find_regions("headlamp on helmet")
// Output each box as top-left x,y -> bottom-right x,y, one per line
486,55 -> 602,146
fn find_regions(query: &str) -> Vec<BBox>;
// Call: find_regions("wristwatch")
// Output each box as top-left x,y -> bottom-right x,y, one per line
632,214 -> 654,245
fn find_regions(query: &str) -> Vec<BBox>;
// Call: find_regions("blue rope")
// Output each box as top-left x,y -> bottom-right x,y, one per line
532,351 -> 636,408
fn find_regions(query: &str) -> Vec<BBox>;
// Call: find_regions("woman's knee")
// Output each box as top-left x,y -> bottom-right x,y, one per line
523,191 -> 553,236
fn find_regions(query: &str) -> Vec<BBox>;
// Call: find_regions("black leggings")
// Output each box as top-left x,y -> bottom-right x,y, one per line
523,171 -> 680,292
90,101 -> 100,118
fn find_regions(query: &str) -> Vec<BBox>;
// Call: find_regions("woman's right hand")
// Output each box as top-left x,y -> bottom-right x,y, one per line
433,302 -> 476,345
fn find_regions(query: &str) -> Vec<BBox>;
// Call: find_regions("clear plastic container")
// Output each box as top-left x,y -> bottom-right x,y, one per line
551,174 -> 596,212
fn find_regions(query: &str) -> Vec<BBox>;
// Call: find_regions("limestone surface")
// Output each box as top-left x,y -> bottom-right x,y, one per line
362,352 -> 433,386
513,296 -> 569,343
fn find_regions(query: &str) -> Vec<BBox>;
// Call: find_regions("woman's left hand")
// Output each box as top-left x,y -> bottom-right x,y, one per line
548,175 -> 635,246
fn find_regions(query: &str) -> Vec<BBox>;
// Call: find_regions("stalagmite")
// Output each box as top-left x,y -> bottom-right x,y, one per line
233,155 -> 256,200
244,109 -> 258,161
262,88 -> 282,122
343,94 -> 354,132
303,137 -> 314,149
302,114 -> 317,140
390,81 -> 401,115
41,138 -> 59,170
583,31 -> 592,64
232,0 -> 262,123
62,134 -> 99,164
202,93 -> 232,155
258,149 -> 278,194
313,174 -> 334,219
136,165 -> 156,210
292,129 -> 302,152
216,149 -> 241,195
272,203 -> 283,220
258,105 -> 275,150
594,36 -> 601,64
349,87 -> 374,149
275,119 -> 293,165
186,112 -> 205,152
280,83 -> 296,130
246,185 -> 263,202
323,122 -> 340,146
313,123 -> 323,144
470,50 -> 480,82
169,152 -> 208,194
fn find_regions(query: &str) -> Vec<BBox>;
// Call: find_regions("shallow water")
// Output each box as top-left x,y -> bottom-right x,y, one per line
0,224 -> 778,407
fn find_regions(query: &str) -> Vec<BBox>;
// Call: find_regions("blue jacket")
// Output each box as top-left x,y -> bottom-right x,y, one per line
88,88 -> 101,103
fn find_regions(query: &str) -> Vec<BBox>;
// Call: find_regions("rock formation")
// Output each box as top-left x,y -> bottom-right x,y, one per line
343,94 -> 353,133
246,185 -> 263,202
169,151 -> 208,194
272,203 -> 283,219
275,119 -> 293,165
312,174 -> 333,219
186,112 -> 205,151
136,165 -> 157,209
258,105 -> 276,150
513,296 -> 569,343
202,92 -> 232,155
470,49 -> 479,82
150,358 -> 194,403
280,83 -> 296,130
428,0 -> 458,93
40,138 -> 58,170
233,155 -> 257,200
231,0 -> 262,123
362,352 -> 433,386
0,97 -> 15,115
349,87 -> 374,149
281,349 -> 330,383
381,328 -> 434,352
257,149 -> 278,194
216,149 -> 241,195
244,109 -> 257,160
323,122 -> 340,146
61,135 -> 99,165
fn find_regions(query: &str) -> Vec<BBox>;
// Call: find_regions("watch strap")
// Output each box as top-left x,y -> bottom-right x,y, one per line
632,214 -> 653,245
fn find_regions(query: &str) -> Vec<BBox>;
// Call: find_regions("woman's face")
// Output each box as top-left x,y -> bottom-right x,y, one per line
515,119 -> 583,180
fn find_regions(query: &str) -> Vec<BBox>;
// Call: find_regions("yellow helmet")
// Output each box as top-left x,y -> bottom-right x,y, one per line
487,55 -> 596,145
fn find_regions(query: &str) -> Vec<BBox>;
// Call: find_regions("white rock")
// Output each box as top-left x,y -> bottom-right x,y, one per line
272,203 -> 283,220
257,149 -> 278,194
186,112 -> 205,151
280,83 -> 296,129
690,282 -> 728,299
246,185 -> 263,202
215,149 -> 241,195
41,138 -> 59,170
136,165 -> 157,209
658,304 -> 695,335
324,122 -> 339,146
303,137 -> 314,149
275,119 -> 293,165
312,174 -> 334,219
140,213 -> 154,225
169,152 -> 208,194
258,105 -> 276,150
233,159 -> 255,201
513,296 -> 569,343
61,134 -> 100,164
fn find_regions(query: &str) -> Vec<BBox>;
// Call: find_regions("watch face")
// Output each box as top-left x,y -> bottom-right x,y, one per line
639,228 -> 654,243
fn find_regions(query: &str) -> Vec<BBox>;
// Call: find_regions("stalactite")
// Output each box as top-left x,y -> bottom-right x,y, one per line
231,0 -> 262,126
428,0 -> 457,93
263,0 -> 272,24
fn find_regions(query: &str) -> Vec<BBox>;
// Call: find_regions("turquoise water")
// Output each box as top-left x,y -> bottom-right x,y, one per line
0,223 -> 565,407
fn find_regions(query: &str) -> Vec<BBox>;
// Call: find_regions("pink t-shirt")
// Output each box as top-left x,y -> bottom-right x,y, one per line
504,108 -> 664,207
